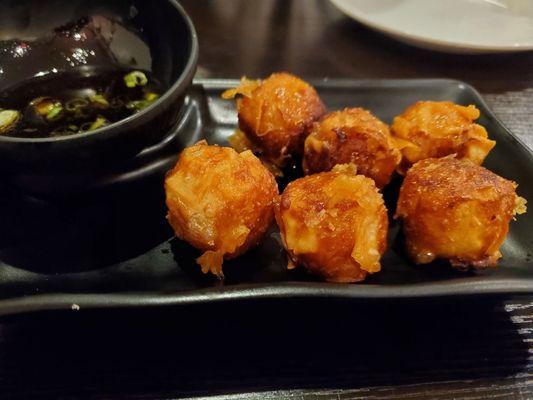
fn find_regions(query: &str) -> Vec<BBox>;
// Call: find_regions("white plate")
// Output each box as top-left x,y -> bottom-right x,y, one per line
330,0 -> 533,54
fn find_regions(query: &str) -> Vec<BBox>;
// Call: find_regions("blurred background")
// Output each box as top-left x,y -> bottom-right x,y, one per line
184,0 -> 533,148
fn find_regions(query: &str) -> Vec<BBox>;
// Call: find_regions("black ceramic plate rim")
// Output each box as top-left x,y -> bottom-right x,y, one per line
0,0 -> 199,144
1,78 -> 531,317
0,278 -> 532,316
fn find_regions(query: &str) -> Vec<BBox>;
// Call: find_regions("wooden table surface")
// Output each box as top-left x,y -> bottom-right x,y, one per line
2,1 -> 533,399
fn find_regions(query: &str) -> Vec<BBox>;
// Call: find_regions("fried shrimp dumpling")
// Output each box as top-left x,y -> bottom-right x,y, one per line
222,72 -> 326,168
391,101 -> 495,173
395,156 -> 527,269
165,141 -> 279,277
303,108 -> 401,188
275,164 -> 388,283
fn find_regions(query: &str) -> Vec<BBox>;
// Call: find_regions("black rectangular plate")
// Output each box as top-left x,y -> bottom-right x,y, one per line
0,79 -> 531,316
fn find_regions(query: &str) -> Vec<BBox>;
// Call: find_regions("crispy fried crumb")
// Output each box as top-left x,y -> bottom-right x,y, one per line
224,72 -> 325,168
276,164 -> 388,282
391,101 -> 495,173
395,156 -> 526,269
303,108 -> 401,188
165,141 -> 279,277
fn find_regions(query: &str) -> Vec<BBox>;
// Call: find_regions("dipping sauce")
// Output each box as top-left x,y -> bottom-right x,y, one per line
0,68 -> 162,138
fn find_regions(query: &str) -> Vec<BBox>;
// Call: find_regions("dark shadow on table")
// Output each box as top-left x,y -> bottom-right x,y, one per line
0,297 -> 529,399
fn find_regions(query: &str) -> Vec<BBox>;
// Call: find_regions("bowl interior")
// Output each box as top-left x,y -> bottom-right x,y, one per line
0,0 -> 192,121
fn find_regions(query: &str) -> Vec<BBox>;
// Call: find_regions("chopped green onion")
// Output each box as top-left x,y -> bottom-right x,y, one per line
126,100 -> 148,112
143,92 -> 159,102
88,116 -> 108,131
0,110 -> 20,134
29,97 -> 63,120
80,117 -> 108,132
46,104 -> 63,121
124,71 -> 148,88
89,94 -> 109,109
126,92 -> 159,112
126,100 -> 144,111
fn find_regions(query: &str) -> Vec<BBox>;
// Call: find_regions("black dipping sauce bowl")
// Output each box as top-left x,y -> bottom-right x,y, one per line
0,0 -> 198,195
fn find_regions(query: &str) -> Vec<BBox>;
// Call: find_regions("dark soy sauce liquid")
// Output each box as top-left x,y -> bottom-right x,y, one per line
0,67 -> 163,138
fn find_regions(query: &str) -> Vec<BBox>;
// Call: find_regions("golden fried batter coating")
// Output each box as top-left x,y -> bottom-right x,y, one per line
391,101 -> 496,173
165,141 -> 279,277
395,156 -> 527,269
275,164 -> 388,282
303,108 -> 401,188
222,72 -> 326,167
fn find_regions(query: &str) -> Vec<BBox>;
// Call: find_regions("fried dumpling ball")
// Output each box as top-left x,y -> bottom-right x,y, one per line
391,101 -> 496,173
165,141 -> 279,278
303,108 -> 401,188
275,164 -> 388,283
222,72 -> 326,168
395,156 -> 527,269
